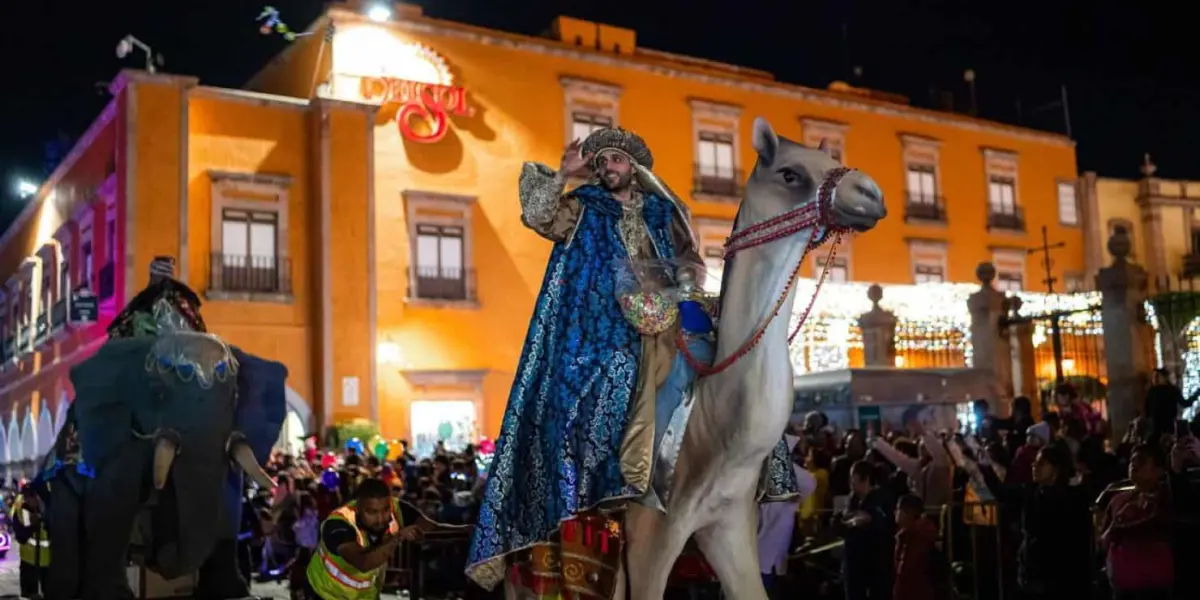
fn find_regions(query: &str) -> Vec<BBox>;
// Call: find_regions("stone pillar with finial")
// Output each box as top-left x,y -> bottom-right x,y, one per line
1138,153 -> 1168,280
857,284 -> 898,367
1097,226 -> 1154,438
968,262 -> 1014,401
1006,296 -> 1040,416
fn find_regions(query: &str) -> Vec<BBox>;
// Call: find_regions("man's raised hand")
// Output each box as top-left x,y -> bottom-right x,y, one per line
559,139 -> 590,176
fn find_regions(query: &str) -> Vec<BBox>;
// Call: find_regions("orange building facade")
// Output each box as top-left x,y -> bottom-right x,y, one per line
0,2 -> 1084,466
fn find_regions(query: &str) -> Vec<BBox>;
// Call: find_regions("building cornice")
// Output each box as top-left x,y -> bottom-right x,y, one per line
329,8 -> 1074,148
191,86 -> 310,110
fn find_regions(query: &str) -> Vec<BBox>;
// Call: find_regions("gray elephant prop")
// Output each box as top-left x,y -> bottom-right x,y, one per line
42,333 -> 287,600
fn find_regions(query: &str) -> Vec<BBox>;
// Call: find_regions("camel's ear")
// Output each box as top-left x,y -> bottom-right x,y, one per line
817,138 -> 831,154
751,117 -> 778,165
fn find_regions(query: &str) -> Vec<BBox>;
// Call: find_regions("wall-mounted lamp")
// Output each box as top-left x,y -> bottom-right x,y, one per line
378,339 -> 402,364
367,4 -> 393,23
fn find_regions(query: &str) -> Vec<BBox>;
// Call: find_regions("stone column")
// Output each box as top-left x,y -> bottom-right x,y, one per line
1006,296 -> 1039,414
968,262 -> 1014,401
857,284 -> 897,367
1097,228 -> 1154,438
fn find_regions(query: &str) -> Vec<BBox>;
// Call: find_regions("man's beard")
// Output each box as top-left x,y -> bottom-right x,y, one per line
599,170 -> 633,192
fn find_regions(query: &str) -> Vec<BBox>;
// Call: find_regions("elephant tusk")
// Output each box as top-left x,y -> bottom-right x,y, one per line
153,437 -> 178,490
231,441 -> 276,491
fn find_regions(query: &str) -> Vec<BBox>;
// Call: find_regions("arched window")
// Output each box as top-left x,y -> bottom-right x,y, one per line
37,405 -> 54,456
21,411 -> 37,462
8,420 -> 22,463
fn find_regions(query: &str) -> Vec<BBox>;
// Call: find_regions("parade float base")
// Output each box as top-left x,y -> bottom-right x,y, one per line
126,565 -> 197,599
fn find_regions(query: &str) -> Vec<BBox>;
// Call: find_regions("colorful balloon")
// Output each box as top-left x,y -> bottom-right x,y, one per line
373,439 -> 390,461
320,468 -> 340,490
320,451 -> 336,469
345,437 -> 365,454
479,438 -> 496,454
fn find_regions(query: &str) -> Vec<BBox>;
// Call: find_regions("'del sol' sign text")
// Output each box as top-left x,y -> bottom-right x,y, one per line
360,77 -> 470,144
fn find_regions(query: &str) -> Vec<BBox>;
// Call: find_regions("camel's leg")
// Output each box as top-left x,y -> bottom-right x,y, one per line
624,503 -> 689,600
692,501 -> 767,600
612,555 -> 626,600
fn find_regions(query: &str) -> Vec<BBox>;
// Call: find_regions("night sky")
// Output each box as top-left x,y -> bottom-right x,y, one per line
0,0 -> 1193,227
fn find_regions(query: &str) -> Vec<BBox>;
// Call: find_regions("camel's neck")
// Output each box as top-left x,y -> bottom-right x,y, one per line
713,226 -> 812,388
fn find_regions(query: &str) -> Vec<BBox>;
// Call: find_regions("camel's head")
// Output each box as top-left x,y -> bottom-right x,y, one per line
742,117 -> 886,241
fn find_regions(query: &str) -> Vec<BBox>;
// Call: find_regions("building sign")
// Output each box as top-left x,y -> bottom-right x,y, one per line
69,289 -> 97,325
347,42 -> 470,144
359,77 -> 469,143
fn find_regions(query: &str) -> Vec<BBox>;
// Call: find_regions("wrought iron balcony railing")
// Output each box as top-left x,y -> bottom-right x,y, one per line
987,207 -> 1025,231
413,267 -> 475,302
209,253 -> 293,295
692,166 -> 744,199
904,194 -> 947,222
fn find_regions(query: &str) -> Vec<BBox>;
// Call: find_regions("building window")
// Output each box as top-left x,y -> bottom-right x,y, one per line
992,250 -> 1025,292
561,77 -> 621,165
81,241 -> 94,291
984,149 -> 1022,231
218,208 -> 281,293
914,264 -> 945,284
907,165 -> 937,204
404,191 -> 477,306
694,218 -> 733,294
105,218 -> 116,264
800,117 -> 848,163
208,171 -> 292,299
996,271 -> 1022,292
570,112 -> 612,144
690,100 -> 743,201
815,256 -> 849,282
701,247 -> 724,294
697,132 -> 735,180
909,241 -> 947,284
988,177 -> 1017,214
414,224 -> 467,301
1057,181 -> 1078,226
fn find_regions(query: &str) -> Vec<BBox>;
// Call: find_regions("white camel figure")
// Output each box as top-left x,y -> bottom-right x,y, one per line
619,117 -> 887,600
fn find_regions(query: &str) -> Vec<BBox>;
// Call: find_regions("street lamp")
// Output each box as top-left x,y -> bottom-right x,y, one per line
15,179 -> 37,199
963,69 -> 978,116
367,4 -> 392,22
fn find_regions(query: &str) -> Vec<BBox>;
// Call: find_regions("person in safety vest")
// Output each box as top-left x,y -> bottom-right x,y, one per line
303,477 -> 447,599
12,485 -> 50,598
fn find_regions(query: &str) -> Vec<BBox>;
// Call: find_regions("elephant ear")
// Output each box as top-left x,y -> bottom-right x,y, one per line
68,337 -> 162,468
231,347 -> 289,463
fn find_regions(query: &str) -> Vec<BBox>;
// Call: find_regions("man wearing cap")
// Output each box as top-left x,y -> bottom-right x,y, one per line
467,128 -> 726,589
107,255 -> 207,338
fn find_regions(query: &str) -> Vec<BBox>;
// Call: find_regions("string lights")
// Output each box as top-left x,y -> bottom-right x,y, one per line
783,280 -> 1111,375
1147,301 -> 1200,419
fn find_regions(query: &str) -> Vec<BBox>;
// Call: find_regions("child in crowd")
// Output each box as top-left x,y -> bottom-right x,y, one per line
892,494 -> 948,600
1101,444 -> 1173,600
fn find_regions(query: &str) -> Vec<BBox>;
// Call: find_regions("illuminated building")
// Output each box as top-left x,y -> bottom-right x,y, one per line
0,2 -> 1088,466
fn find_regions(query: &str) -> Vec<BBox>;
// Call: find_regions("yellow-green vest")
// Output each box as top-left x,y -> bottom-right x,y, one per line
305,499 -> 403,600
11,495 -> 50,567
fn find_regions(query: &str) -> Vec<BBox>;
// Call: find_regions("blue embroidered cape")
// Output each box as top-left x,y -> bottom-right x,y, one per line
466,185 -> 678,585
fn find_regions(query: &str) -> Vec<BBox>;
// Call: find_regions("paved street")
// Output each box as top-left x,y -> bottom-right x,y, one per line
0,550 -> 293,598
0,551 -> 416,598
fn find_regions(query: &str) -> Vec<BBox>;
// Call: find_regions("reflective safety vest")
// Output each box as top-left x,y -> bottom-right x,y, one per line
305,499 -> 402,600
11,496 -> 50,567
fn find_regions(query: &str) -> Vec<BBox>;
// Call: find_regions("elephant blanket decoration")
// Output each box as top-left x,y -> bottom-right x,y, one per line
39,256 -> 288,600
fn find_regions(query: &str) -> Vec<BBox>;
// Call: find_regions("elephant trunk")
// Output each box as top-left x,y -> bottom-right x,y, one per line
228,435 -> 275,490
153,437 -> 178,490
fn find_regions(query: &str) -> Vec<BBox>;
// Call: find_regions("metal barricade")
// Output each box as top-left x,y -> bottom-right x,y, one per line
386,527 -> 475,599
